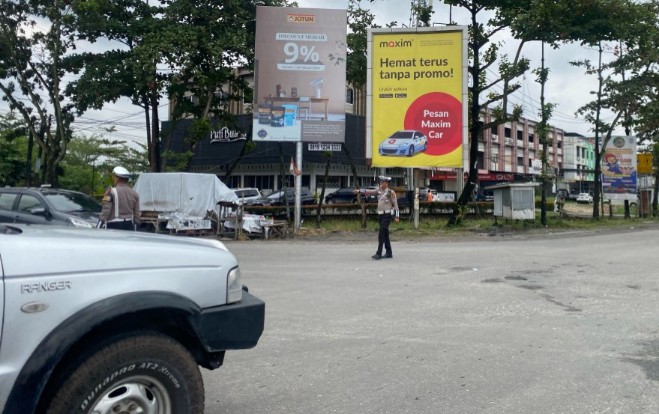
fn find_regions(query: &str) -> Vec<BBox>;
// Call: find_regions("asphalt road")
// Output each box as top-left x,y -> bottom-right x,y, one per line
203,228 -> 659,414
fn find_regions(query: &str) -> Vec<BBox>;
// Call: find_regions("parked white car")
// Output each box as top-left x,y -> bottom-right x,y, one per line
0,224 -> 265,414
576,193 -> 593,203
231,187 -> 262,204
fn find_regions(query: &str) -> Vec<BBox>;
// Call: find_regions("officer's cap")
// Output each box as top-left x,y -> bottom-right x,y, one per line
378,175 -> 391,182
112,166 -> 131,178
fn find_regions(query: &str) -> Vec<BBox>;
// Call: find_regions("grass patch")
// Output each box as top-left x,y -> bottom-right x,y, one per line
301,210 -> 657,237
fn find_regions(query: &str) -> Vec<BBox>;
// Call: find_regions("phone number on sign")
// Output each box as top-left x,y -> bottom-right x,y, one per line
308,143 -> 342,151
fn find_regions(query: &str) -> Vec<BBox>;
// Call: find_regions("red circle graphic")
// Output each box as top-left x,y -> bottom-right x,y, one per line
404,92 -> 462,156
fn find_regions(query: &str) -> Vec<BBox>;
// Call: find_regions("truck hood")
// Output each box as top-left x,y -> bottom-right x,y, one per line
0,224 -> 237,278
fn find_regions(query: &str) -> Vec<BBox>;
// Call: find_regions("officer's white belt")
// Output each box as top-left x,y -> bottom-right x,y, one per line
107,218 -> 133,223
377,210 -> 392,215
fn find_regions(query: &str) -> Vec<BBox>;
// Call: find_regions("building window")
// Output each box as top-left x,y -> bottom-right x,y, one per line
504,127 -> 511,138
517,157 -> 524,166
490,126 -> 498,135
246,176 -> 275,190
528,133 -> 534,143
517,130 -> 523,140
476,152 -> 485,169
346,88 -> 354,104
557,141 -> 562,149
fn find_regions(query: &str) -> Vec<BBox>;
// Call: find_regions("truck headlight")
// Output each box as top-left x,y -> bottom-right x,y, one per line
227,266 -> 243,303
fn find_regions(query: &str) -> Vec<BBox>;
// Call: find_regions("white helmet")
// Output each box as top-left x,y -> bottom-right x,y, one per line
112,166 -> 131,178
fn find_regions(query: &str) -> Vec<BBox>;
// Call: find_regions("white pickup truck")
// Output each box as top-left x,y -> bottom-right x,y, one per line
0,224 -> 265,414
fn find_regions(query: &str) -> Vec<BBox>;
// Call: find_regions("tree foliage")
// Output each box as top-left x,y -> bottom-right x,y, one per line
0,112 -> 28,185
66,0 -> 170,172
443,0 -> 531,226
0,0 -> 77,185
567,0 -> 658,217
59,135 -> 148,195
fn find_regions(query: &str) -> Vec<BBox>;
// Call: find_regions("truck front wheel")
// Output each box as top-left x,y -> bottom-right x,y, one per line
44,333 -> 204,414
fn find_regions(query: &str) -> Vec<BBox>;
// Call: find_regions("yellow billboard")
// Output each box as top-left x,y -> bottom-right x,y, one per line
368,28 -> 467,168
637,153 -> 653,175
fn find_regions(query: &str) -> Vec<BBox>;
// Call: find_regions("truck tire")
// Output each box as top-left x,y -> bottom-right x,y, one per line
44,333 -> 204,414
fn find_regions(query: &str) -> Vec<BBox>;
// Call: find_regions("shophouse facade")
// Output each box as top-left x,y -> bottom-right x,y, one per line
561,133 -> 596,194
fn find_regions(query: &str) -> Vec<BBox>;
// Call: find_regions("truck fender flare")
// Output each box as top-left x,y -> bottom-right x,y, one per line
5,291 -> 200,414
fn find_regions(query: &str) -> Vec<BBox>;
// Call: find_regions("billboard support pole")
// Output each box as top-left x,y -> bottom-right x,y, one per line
413,168 -> 420,229
295,141 -> 302,233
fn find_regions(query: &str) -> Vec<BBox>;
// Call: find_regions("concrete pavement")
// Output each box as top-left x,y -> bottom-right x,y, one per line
204,227 -> 659,414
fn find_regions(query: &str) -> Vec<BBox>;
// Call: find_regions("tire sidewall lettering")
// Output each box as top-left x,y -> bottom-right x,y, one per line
80,361 -> 182,410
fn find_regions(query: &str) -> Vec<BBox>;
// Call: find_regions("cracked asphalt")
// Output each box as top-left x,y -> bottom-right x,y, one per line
204,225 -> 659,414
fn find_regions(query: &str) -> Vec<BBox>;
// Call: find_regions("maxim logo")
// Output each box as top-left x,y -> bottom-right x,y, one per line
379,39 -> 413,48
288,14 -> 315,23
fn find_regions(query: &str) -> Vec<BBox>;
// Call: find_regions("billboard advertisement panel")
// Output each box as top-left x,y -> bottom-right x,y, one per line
602,136 -> 638,201
367,27 -> 467,168
253,7 -> 346,143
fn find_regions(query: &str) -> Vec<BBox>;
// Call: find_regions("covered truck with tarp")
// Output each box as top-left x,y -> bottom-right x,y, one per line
134,172 -> 239,232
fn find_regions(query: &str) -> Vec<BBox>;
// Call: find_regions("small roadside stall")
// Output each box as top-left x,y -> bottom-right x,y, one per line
485,182 -> 539,221
134,173 -> 242,235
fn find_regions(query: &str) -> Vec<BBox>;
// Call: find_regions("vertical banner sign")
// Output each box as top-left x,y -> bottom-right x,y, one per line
367,27 -> 468,168
253,7 -> 347,143
601,136 -> 638,201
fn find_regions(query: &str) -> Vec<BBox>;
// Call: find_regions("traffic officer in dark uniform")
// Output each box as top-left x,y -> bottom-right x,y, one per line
370,175 -> 399,259
98,166 -> 141,230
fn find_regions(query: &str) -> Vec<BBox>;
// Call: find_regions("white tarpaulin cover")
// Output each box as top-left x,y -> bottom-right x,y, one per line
134,173 -> 238,217
223,213 -> 269,234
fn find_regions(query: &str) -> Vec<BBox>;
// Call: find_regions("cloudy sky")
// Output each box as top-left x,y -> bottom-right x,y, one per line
1,0 -> 624,146
297,0 -> 625,137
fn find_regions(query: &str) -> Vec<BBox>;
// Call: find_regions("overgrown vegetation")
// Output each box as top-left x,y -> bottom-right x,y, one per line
298,208 -> 656,238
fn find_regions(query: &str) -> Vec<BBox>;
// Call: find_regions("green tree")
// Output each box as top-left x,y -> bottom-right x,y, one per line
0,112 -> 28,186
67,0 -> 170,173
0,0 -> 77,185
567,0 -> 656,218
443,0 -> 531,226
59,135 -> 148,195
606,0 -> 659,215
163,0 -> 293,171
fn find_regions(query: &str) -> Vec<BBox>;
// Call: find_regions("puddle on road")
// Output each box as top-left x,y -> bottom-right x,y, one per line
450,266 -> 478,272
505,276 -> 528,281
518,284 -> 543,290
622,339 -> 659,381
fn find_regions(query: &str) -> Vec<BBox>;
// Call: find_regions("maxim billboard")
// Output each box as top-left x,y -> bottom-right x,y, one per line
253,6 -> 347,143
367,27 -> 468,168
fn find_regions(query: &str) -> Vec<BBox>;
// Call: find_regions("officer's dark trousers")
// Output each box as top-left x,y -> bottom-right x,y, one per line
106,220 -> 135,231
376,213 -> 392,255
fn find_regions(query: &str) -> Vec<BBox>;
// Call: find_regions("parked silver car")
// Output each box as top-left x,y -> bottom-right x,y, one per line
231,187 -> 262,204
0,224 -> 265,414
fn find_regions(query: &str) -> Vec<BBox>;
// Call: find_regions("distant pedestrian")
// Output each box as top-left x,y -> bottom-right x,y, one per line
98,166 -> 141,230
370,176 -> 399,259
